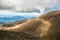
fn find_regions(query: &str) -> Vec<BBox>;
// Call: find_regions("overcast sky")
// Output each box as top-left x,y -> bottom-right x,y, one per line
0,0 -> 60,17
0,0 -> 60,10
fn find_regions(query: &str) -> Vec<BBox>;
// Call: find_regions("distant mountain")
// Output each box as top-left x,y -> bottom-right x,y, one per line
1,20 -> 26,27
1,10 -> 60,40
0,10 -> 60,40
0,16 -> 27,22
0,22 -> 5,25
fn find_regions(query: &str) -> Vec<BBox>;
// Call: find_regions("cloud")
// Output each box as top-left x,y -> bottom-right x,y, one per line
0,0 -> 60,13
0,10 -> 39,18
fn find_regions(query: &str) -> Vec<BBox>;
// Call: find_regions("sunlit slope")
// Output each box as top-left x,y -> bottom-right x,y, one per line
11,10 -> 60,36
17,10 -> 60,40
0,10 -> 60,40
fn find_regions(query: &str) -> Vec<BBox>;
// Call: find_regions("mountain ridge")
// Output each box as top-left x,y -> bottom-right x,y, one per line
0,10 -> 60,40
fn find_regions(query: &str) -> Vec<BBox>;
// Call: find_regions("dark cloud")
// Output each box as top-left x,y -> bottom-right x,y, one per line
0,5 -> 15,10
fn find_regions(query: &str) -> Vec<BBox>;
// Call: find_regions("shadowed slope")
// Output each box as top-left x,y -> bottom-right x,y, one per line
0,10 -> 60,40
0,30 -> 40,40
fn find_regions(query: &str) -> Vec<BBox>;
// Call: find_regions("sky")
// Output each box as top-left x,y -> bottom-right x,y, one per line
0,0 -> 60,17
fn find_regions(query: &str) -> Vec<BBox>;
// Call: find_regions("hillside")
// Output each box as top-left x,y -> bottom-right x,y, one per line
0,10 -> 60,40
0,30 -> 40,40
1,20 -> 26,27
